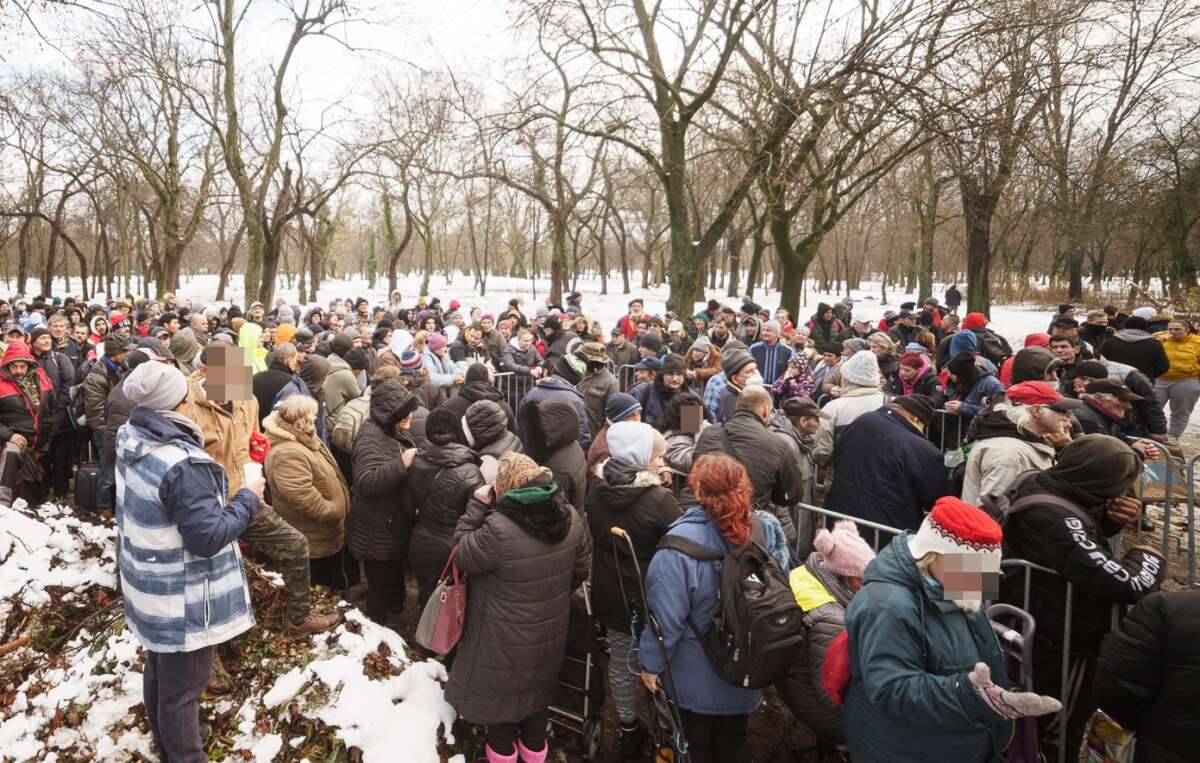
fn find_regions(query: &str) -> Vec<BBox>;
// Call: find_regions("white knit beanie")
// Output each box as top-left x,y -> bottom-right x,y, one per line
839,350 -> 881,388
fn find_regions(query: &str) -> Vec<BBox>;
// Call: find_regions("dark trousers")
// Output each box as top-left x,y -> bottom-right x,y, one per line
486,708 -> 548,756
47,430 -> 75,498
362,558 -> 407,624
94,430 -> 115,511
143,645 -> 214,763
309,546 -> 361,591
678,710 -> 749,763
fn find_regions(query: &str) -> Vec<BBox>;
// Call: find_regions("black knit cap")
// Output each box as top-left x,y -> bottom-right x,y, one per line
892,394 -> 937,425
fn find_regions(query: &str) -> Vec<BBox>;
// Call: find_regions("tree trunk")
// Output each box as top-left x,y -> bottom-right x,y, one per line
961,188 -> 999,317
725,225 -> 744,299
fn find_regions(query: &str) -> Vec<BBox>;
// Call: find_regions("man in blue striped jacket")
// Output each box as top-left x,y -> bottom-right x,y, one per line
116,360 -> 264,762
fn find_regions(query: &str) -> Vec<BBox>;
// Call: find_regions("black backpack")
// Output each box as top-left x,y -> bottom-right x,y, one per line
979,474 -> 1093,529
977,330 -> 1011,366
658,517 -> 804,689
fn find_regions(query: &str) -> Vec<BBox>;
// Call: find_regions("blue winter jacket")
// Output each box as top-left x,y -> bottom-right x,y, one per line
749,339 -> 794,386
421,347 -> 458,388
638,506 -> 789,715
844,534 -> 1011,762
945,370 -> 1006,418
116,407 -> 259,652
518,376 -> 592,451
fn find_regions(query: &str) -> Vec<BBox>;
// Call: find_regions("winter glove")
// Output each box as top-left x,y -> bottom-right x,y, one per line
968,663 -> 1062,719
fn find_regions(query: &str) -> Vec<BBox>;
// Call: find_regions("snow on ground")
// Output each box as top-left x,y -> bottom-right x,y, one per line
57,270 -> 1058,349
0,501 -> 459,763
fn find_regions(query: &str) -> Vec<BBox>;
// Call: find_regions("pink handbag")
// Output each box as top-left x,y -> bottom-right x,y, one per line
414,546 -> 467,655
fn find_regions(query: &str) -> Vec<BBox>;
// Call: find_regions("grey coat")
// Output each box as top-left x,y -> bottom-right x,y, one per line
444,494 -> 591,724
777,553 -> 855,742
576,367 -> 619,436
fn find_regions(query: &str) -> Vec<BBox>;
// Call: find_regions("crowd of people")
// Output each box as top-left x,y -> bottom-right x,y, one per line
3,286 -> 1197,762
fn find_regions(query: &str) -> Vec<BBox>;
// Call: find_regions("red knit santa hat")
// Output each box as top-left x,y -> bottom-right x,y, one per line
908,496 -> 1001,564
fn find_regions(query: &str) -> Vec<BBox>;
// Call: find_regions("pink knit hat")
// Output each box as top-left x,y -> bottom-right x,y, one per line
427,332 -> 448,352
814,520 -> 876,578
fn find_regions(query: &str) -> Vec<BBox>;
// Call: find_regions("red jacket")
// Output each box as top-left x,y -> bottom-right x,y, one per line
0,342 -> 55,451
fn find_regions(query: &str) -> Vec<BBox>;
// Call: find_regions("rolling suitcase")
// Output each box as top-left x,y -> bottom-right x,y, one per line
74,442 -> 100,512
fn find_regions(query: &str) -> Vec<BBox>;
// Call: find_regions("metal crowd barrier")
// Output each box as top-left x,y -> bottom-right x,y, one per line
493,371 -> 535,413
1123,439 -> 1196,589
793,502 -> 902,553
935,408 -> 965,453
1189,453 -> 1200,590
617,364 -> 638,392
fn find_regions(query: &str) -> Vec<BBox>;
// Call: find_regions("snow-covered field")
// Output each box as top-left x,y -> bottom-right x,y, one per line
70,271 -> 1058,350
0,501 -> 459,763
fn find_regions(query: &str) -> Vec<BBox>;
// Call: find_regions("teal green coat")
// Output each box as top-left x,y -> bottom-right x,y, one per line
844,534 -> 1012,762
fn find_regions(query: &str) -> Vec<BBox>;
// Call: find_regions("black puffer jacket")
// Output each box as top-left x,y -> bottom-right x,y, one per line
519,397 -> 588,512
464,399 -> 523,459
35,350 -> 75,432
442,380 -> 516,432
1100,329 -> 1170,381
347,379 -> 417,561
444,488 -> 591,725
1095,591 -> 1200,763
253,360 -> 294,426
408,440 -> 484,581
585,459 -> 680,630
1001,474 -> 1165,655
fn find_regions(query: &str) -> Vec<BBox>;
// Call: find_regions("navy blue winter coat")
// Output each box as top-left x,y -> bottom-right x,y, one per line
825,408 -> 952,532
844,534 -> 1011,762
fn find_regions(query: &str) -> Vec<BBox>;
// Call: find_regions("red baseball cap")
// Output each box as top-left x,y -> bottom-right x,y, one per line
1006,381 -> 1083,411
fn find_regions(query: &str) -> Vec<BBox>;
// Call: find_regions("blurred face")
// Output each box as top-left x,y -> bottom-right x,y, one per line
465,328 -> 482,347
424,318 -> 437,332
712,322 -> 728,337
73,325 -> 88,344
393,413 -> 413,432
634,369 -> 656,385
898,364 -> 919,381
870,341 -> 890,358
761,327 -> 778,344
1073,375 -> 1095,394
1088,314 -> 1108,326
49,319 -> 67,340
693,318 -> 706,332
822,351 -> 838,365
1167,322 -> 1188,339
775,308 -> 789,321
518,332 -> 533,351
820,309 -> 832,321
930,552 -> 1000,611
662,371 -> 685,390
630,303 -> 643,317
481,318 -> 494,332
7,361 -> 29,379
33,334 -> 52,354
610,333 -> 624,346
498,323 -> 511,339
691,348 -> 706,363
249,306 -> 264,321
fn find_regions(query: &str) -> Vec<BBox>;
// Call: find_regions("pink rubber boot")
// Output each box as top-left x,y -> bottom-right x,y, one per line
516,740 -> 548,763
484,744 -> 518,763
